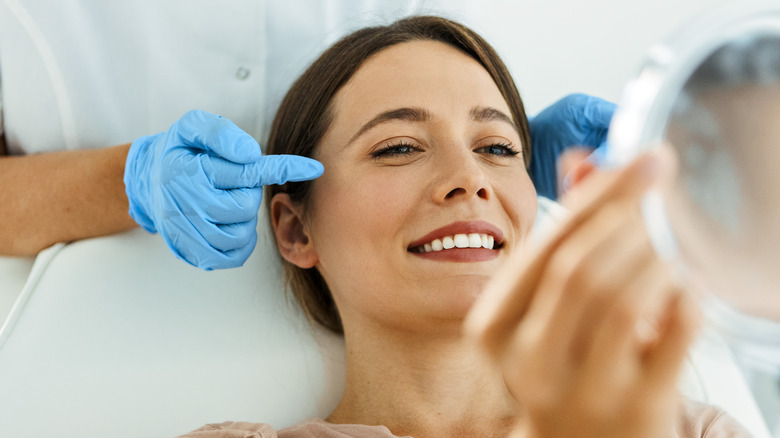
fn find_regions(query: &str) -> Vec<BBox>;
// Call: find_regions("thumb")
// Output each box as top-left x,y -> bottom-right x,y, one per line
176,110 -> 262,164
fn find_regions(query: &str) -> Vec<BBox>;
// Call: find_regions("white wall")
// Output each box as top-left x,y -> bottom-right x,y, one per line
426,0 -> 743,114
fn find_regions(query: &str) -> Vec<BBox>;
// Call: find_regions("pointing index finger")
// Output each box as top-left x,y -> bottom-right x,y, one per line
255,154 -> 324,186
206,154 -> 324,189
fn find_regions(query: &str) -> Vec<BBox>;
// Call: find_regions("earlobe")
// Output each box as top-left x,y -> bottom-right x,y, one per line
270,193 -> 318,269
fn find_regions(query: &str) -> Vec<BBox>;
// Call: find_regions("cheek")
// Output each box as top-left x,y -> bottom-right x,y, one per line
308,169 -> 416,260
306,169 -> 419,317
495,168 -> 538,238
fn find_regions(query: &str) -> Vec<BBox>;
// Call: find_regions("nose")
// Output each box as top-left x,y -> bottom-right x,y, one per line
431,145 -> 491,204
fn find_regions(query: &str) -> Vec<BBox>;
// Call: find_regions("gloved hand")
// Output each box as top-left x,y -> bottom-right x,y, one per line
124,110 -> 323,270
528,93 -> 616,199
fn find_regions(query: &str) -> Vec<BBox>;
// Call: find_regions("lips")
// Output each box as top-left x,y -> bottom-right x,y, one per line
407,221 -> 504,260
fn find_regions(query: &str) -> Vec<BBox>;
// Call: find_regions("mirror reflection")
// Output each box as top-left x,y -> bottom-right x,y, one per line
607,14 -> 780,435
663,35 -> 780,320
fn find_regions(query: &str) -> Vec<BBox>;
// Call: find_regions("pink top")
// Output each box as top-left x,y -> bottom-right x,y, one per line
178,400 -> 753,438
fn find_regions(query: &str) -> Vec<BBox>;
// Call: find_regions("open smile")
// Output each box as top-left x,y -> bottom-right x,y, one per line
409,232 -> 500,253
407,221 -> 504,262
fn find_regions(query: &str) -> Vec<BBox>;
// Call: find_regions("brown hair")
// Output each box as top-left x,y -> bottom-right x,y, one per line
266,15 -> 531,334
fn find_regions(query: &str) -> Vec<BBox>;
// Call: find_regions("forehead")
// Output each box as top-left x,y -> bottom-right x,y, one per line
327,40 -> 510,133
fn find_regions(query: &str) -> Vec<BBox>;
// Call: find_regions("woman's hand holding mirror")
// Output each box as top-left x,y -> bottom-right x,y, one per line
466,147 -> 699,438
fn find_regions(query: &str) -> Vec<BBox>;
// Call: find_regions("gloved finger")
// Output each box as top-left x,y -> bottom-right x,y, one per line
170,185 -> 258,249
255,154 -> 324,185
176,110 -> 262,164
164,157 -> 263,222
583,96 -> 617,130
581,97 -> 616,151
199,187 -> 263,225
215,220 -> 259,249
167,219 -> 258,270
199,218 -> 258,253
189,241 -> 255,270
203,154 -> 324,189
216,232 -> 259,269
157,217 -> 217,269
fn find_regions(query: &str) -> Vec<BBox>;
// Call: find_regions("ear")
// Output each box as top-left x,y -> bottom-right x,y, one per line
557,147 -> 598,196
270,193 -> 318,269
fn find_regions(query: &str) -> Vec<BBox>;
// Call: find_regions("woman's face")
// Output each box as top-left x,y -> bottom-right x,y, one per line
303,40 -> 537,332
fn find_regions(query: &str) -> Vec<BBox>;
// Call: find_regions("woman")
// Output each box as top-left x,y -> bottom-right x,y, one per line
181,16 -> 751,438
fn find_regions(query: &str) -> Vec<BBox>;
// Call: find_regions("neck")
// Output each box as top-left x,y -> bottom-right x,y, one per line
327,316 -> 518,438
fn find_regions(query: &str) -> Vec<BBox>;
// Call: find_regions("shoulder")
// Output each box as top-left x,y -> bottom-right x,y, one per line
178,420 -> 404,438
279,420 -> 405,438
675,399 -> 755,438
176,421 -> 278,437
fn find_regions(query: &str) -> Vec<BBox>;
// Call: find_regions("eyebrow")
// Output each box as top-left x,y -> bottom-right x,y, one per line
470,106 -> 518,132
348,105 -> 518,145
349,107 -> 431,144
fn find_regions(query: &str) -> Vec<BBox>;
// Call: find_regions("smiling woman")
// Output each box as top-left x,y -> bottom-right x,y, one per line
179,15 -> 752,438
281,36 -> 537,338
265,17 -> 534,336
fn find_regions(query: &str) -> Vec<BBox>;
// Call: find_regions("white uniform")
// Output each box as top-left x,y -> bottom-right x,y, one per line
0,0 -> 491,156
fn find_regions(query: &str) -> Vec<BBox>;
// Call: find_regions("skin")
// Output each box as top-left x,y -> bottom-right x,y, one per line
308,40 -> 537,335
467,145 -> 698,438
272,40 -> 699,438
556,146 -> 595,197
0,144 -> 137,255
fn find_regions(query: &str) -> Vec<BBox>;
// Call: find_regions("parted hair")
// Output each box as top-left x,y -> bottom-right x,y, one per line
265,15 -> 531,334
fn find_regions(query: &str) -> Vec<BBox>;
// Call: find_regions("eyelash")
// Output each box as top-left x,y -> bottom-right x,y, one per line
370,142 -> 422,158
371,141 -> 520,159
476,142 -> 521,157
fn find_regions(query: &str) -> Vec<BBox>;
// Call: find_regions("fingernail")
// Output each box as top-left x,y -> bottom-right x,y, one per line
638,149 -> 665,182
561,173 -> 572,194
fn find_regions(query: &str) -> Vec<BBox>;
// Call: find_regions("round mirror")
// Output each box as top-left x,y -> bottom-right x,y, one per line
607,3 -> 780,434
608,2 -> 780,323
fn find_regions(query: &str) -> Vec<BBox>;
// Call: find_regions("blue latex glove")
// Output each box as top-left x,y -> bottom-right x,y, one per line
124,110 -> 323,270
528,93 -> 616,199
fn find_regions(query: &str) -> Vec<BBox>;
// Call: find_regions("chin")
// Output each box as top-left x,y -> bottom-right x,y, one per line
430,277 -> 490,319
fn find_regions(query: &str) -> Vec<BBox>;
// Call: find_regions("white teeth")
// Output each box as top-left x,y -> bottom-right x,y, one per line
414,233 -> 498,253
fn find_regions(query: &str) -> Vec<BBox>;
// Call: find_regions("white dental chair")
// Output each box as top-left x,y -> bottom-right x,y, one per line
0,216 -> 345,437
0,201 -> 771,438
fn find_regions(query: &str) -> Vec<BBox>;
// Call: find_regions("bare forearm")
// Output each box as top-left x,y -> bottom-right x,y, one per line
0,144 -> 138,255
